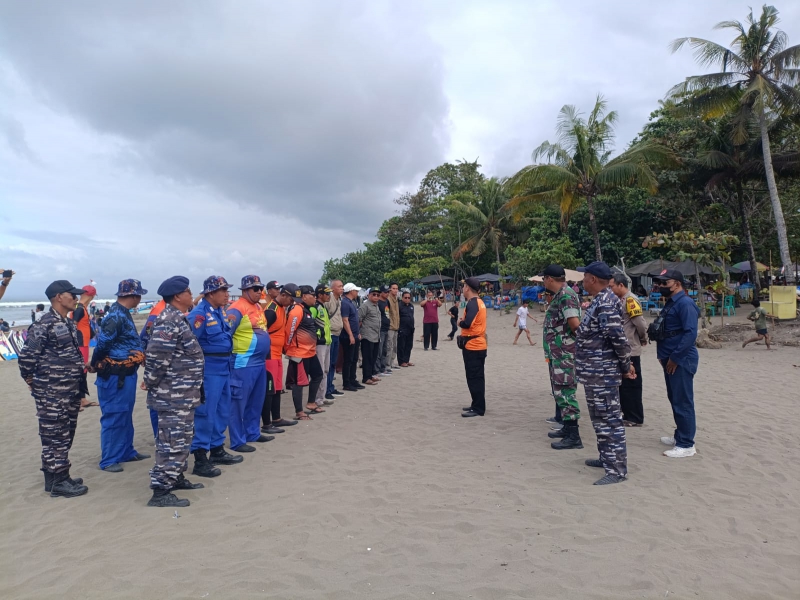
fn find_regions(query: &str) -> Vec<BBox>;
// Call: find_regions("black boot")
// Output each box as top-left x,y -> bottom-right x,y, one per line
147,488 -> 190,507
192,450 -> 221,478
173,473 -> 204,490
547,427 -> 567,439
210,445 -> 243,465
43,470 -> 83,492
50,471 -> 88,498
550,422 -> 583,450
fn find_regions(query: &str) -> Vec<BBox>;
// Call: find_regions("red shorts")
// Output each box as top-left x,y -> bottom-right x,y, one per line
265,359 -> 284,391
79,346 -> 89,363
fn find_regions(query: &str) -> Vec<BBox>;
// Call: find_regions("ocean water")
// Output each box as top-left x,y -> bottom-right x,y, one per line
0,299 -> 120,327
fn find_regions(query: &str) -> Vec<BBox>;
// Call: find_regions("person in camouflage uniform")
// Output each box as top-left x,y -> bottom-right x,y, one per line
143,277 -> 205,507
575,262 -> 635,486
18,280 -> 89,498
541,265 -> 583,450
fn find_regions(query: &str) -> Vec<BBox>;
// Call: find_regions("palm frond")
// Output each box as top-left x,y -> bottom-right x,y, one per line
698,150 -> 738,169
594,162 -> 658,194
669,37 -> 747,71
772,44 -> 800,72
506,164 -> 578,196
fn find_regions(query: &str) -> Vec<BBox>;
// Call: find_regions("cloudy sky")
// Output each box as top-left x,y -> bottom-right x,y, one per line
1,1 -> 798,300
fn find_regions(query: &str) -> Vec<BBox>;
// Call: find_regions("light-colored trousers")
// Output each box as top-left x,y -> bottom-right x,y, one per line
385,329 -> 398,368
315,344 -> 331,404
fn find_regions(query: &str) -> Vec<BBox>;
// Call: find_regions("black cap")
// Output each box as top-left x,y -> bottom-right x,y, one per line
540,264 -> 566,278
463,277 -> 480,291
281,283 -> 301,298
45,280 -> 84,299
368,287 -> 381,295
157,276 -> 191,297
379,284 -> 390,293
315,284 -> 332,295
299,285 -> 315,296
651,268 -> 686,285
266,280 -> 280,290
577,261 -> 614,280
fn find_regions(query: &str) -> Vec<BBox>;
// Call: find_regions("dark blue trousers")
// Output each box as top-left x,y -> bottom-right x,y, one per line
96,373 -> 139,469
662,360 -> 697,448
228,366 -> 266,449
191,373 -> 231,451
149,409 -> 158,439
327,334 -> 341,394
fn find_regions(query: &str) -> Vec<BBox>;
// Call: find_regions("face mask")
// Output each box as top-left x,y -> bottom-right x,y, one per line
658,286 -> 673,298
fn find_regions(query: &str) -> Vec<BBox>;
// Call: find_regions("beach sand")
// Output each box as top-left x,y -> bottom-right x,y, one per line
1,307 -> 798,599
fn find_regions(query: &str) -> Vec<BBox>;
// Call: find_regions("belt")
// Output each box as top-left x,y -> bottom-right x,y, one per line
662,330 -> 682,338
203,351 -> 232,357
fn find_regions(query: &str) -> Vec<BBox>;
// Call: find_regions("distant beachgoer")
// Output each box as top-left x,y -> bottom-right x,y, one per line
742,300 -> 771,350
0,318 -> 10,333
34,304 -> 46,322
513,300 -> 536,346
446,302 -> 458,341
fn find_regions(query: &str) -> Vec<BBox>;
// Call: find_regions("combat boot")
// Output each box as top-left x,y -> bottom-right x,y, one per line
173,473 -> 204,490
192,450 -> 222,478
547,427 -> 567,439
50,471 -> 89,498
147,488 -> 190,507
43,470 -> 83,492
550,422 -> 583,450
210,445 -> 243,465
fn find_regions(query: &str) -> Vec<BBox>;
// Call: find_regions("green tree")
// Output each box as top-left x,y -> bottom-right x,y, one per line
448,178 -> 514,274
507,95 -> 675,261
670,4 -> 800,280
501,221 -> 579,282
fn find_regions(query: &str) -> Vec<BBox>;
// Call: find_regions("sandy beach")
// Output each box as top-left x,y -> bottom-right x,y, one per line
1,307 -> 798,600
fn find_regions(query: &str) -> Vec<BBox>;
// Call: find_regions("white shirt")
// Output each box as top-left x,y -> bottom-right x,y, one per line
516,306 -> 528,328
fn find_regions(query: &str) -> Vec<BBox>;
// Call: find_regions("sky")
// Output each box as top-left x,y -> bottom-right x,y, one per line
1,0 -> 798,300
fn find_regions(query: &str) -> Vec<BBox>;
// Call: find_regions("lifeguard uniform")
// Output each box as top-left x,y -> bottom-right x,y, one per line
459,296 -> 488,415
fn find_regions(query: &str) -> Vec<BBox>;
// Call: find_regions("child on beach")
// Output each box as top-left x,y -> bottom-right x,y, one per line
512,300 -> 536,346
742,300 -> 771,350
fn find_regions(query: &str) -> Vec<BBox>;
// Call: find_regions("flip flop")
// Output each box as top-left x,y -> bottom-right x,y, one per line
82,401 -> 99,407
297,413 -> 312,421
305,406 -> 326,414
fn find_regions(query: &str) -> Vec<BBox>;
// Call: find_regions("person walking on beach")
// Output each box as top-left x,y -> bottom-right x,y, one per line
324,280 -> 345,399
742,300 -> 771,350
91,279 -> 150,473
459,277 -> 488,417
446,301 -> 459,341
420,289 -> 442,350
283,284 -> 325,417
650,269 -> 700,458
575,262 -> 634,485
397,290 -> 415,367
610,273 -> 648,426
226,275 -> 271,453
541,265 -> 583,450
18,280 -> 89,498
512,300 -> 536,346
340,283 -> 362,392
358,287 -> 382,385
143,276 -> 205,507
72,285 -> 98,410
186,276 -> 240,478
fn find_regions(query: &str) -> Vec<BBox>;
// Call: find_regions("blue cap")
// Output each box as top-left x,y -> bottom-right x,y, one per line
239,275 -> 264,290
202,276 -> 231,295
578,261 -> 614,280
116,279 -> 148,297
157,276 -> 190,297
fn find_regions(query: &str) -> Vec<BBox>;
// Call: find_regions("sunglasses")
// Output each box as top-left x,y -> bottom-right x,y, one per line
249,287 -> 265,293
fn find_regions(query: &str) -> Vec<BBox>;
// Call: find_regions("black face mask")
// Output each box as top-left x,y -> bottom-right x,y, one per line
658,286 -> 673,298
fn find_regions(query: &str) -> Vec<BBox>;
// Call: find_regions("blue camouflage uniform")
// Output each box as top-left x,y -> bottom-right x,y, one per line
144,301 -> 204,491
576,286 -> 632,479
91,279 -> 148,470
187,279 -> 233,453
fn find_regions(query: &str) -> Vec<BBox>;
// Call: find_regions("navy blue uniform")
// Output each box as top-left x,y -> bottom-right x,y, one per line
656,291 -> 700,448
187,298 -> 233,452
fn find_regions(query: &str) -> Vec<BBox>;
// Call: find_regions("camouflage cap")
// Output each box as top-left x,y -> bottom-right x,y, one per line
202,275 -> 232,295
239,274 -> 264,290
116,279 -> 147,297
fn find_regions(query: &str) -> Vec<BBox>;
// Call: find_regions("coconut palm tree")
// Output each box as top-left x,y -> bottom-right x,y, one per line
448,178 -> 513,274
670,4 -> 800,280
506,95 -> 675,261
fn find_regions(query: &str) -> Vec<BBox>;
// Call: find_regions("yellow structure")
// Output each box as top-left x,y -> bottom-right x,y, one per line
765,286 -> 797,320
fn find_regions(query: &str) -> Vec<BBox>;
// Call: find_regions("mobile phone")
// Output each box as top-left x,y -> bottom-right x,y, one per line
2,270 -> 12,278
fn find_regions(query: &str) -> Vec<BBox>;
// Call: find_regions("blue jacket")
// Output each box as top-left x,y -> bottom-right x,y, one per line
186,298 -> 233,376
656,291 -> 700,371
91,301 -> 143,366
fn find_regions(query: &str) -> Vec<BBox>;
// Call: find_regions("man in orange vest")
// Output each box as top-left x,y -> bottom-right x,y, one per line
262,281 -> 298,432
72,285 -> 97,410
282,284 -> 324,420
459,277 -> 488,417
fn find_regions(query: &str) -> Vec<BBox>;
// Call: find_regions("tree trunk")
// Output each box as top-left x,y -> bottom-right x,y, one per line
735,181 -> 760,298
587,195 -> 602,261
695,262 -> 707,329
495,246 -> 501,275
758,108 -> 794,282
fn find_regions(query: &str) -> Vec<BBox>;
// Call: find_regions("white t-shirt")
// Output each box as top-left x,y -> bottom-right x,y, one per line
516,306 -> 528,328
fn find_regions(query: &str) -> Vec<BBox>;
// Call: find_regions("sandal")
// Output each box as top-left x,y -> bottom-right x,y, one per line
623,420 -> 642,427
305,406 -> 325,414
296,413 -> 312,421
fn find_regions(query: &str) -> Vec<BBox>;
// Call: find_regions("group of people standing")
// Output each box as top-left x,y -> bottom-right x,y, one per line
539,262 -> 701,485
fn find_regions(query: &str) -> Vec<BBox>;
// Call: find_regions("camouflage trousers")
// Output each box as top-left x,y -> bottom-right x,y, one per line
548,361 -> 579,421
35,395 -> 81,474
150,408 -> 195,491
584,386 -> 627,478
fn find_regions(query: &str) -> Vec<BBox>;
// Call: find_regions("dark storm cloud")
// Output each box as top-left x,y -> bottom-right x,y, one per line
0,1 -> 448,233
